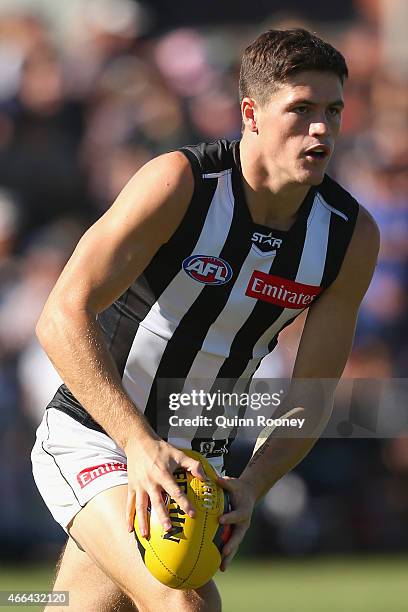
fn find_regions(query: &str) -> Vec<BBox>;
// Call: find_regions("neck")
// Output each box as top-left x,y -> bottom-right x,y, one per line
239,135 -> 311,231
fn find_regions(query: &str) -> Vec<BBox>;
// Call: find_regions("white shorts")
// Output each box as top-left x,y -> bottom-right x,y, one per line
31,408 -> 224,532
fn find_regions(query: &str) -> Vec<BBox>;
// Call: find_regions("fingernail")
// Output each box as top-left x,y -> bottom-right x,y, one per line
164,521 -> 172,531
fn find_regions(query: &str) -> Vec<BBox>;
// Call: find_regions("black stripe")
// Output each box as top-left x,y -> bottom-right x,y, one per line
320,211 -> 339,288
320,207 -> 358,289
318,174 -> 359,289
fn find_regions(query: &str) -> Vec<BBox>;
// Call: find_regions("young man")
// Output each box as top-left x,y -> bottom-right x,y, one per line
32,28 -> 379,611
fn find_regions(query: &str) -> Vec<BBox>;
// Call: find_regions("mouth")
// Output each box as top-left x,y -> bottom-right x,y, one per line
303,145 -> 331,164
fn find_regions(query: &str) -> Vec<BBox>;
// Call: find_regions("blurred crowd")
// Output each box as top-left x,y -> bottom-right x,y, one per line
0,0 -> 407,560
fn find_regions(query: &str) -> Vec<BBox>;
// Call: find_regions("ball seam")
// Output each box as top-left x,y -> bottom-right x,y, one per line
141,533 -> 196,589
179,509 -> 208,589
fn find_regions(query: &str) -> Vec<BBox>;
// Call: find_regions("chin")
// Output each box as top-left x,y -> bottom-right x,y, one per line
297,169 -> 326,186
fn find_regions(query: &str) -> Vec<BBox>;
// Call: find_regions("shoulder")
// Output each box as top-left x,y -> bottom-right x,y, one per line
133,150 -> 194,192
353,204 -> 380,249
95,150 -> 196,247
117,150 -> 194,215
179,139 -> 236,175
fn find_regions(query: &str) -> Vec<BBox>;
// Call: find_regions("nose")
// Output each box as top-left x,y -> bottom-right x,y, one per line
309,119 -> 329,137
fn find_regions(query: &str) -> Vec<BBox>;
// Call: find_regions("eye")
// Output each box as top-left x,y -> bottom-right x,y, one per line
327,106 -> 342,117
292,105 -> 309,115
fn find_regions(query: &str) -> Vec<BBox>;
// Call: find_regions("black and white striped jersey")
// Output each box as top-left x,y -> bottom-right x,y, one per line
48,139 -> 359,456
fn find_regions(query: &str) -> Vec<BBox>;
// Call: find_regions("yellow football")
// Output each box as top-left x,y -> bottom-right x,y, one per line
134,449 -> 230,589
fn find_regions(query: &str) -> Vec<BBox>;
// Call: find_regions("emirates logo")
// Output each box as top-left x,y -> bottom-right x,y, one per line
246,271 -> 322,308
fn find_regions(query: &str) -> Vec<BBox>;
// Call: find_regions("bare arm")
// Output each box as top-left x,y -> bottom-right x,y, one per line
239,206 -> 380,500
37,152 -> 193,447
36,151 -> 205,534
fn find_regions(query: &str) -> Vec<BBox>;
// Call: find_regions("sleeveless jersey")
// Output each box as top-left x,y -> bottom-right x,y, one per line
48,139 -> 359,458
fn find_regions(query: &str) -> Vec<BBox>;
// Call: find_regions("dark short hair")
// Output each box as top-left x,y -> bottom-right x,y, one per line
239,28 -> 348,106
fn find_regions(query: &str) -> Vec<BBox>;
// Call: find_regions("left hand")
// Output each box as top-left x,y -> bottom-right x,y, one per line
216,475 -> 256,571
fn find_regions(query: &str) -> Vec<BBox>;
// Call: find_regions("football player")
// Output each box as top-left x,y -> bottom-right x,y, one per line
32,29 -> 379,611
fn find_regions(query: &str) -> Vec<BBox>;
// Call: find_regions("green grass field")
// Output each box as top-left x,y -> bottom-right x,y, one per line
1,556 -> 407,611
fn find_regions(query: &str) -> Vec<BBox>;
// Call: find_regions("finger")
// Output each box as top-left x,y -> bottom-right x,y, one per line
219,509 -> 249,525
161,475 -> 196,518
126,488 -> 136,533
220,530 -> 244,572
149,488 -> 172,532
168,483 -> 196,518
220,547 -> 239,572
135,489 -> 149,538
179,456 -> 206,481
221,524 -> 248,560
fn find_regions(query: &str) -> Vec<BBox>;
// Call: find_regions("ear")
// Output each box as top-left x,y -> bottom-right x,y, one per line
241,97 -> 258,133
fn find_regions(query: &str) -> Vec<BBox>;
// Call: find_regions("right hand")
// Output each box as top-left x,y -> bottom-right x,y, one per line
125,438 -> 205,538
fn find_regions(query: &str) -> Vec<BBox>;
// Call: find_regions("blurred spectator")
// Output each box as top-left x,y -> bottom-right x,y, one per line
0,188 -> 21,273
0,40 -> 89,230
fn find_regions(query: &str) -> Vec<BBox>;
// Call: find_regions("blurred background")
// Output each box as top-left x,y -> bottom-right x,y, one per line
0,0 -> 407,609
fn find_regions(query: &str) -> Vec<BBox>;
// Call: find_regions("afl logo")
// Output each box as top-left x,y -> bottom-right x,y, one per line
182,255 -> 233,285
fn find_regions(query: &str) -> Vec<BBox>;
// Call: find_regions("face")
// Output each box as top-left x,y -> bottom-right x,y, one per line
243,70 -> 344,186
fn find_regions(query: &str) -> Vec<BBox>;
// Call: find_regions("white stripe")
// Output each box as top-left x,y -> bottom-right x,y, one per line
122,326 -> 168,409
318,194 -> 348,221
203,169 -> 232,179
294,193 -> 331,285
122,172 -> 235,411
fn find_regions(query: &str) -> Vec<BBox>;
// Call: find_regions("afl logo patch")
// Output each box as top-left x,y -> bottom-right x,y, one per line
182,255 -> 233,285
